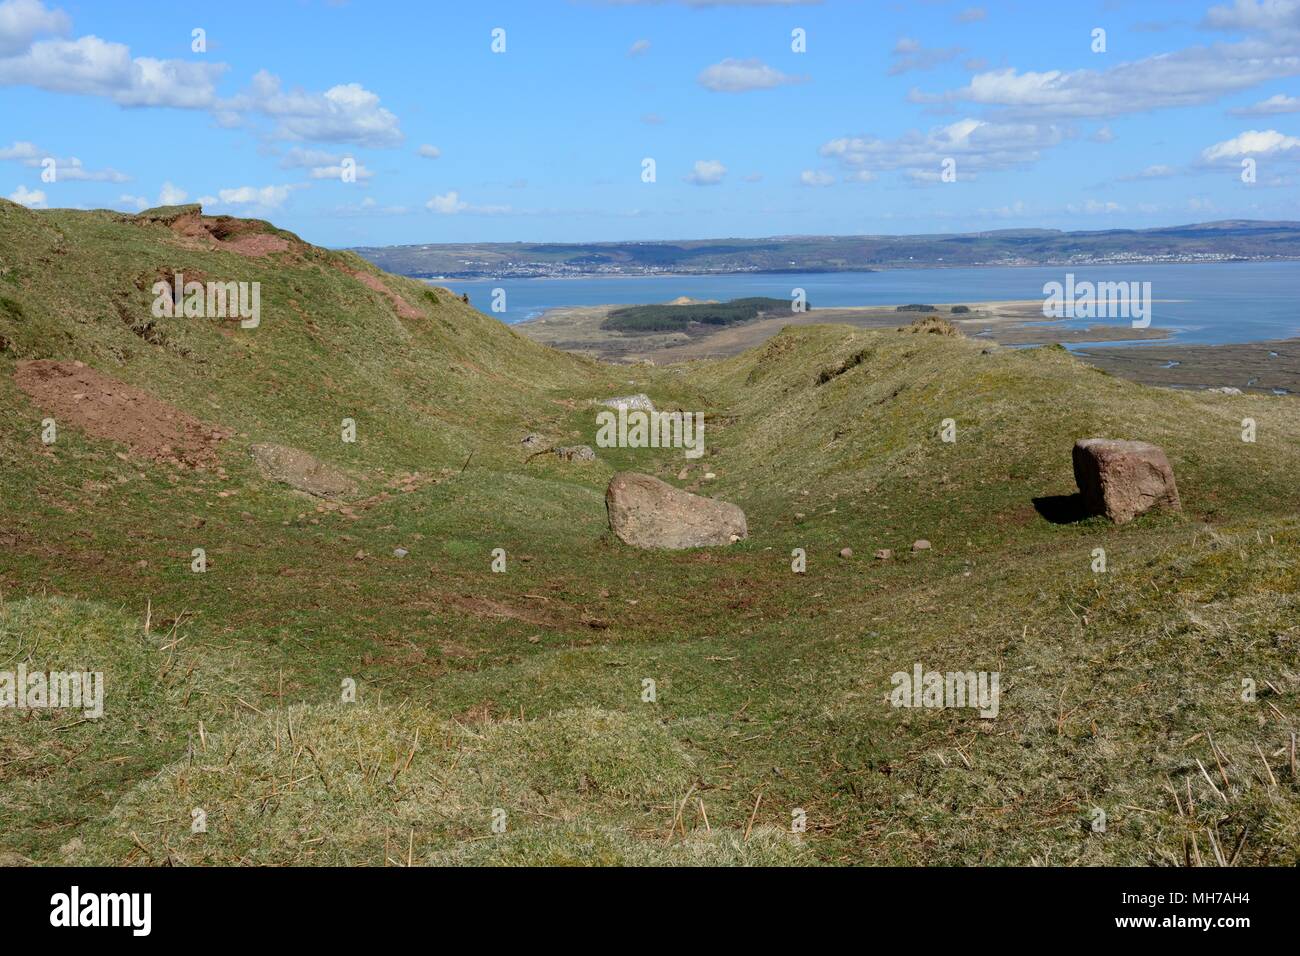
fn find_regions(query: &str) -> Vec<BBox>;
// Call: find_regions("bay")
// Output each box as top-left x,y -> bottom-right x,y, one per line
438,261 -> 1300,346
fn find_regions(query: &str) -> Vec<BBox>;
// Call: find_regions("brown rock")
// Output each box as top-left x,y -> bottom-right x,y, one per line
1073,438 -> 1181,524
874,548 -> 893,560
606,471 -> 747,550
912,539 -> 931,552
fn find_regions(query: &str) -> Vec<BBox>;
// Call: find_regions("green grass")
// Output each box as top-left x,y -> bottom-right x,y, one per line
1,199 -> 1297,866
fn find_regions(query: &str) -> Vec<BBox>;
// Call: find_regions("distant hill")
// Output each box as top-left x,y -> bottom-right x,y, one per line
352,220 -> 1300,279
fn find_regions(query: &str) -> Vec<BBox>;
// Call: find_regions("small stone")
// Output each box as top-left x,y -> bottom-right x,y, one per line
704,472 -> 717,481
840,548 -> 853,559
555,444 -> 596,462
393,548 -> 409,558
912,539 -> 931,552
874,549 -> 892,560
354,549 -> 367,560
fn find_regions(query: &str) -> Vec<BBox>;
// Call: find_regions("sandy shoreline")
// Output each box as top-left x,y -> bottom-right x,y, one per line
515,298 -> 1295,395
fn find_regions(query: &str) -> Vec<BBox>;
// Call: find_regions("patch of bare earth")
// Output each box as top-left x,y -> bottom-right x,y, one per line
219,233 -> 292,257
141,206 -> 300,259
15,359 -> 231,468
338,266 -> 424,320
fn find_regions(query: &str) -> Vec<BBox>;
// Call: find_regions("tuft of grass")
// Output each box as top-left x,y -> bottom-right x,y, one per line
902,314 -> 960,336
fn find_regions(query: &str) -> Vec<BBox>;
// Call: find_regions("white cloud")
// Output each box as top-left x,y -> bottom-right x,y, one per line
158,181 -> 188,204
117,193 -> 147,211
1203,0 -> 1300,32
229,71 -> 403,147
799,169 -> 834,186
927,40 -> 1300,120
213,184 -> 299,209
1090,125 -> 1116,143
44,157 -> 129,182
1066,199 -> 1125,214
280,147 -> 340,169
0,33 -> 227,108
280,149 -> 373,180
0,0 -> 68,57
1113,164 -> 1179,182
0,140 -> 128,181
956,7 -> 987,23
417,144 -> 441,159
335,196 -> 409,217
627,38 -> 651,57
1202,128 -> 1300,160
309,162 -> 372,180
1230,92 -> 1300,114
0,139 -> 39,161
819,118 -> 1064,180
427,190 -> 466,214
890,37 -> 963,75
697,57 -> 806,92
684,159 -> 727,185
424,190 -> 512,215
8,183 -> 44,206
0,7 -> 401,149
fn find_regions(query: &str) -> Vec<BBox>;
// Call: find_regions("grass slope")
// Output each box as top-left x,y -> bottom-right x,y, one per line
1,201 -> 1296,866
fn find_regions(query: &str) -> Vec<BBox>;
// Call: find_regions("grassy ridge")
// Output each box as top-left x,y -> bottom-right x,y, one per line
1,201 -> 1297,866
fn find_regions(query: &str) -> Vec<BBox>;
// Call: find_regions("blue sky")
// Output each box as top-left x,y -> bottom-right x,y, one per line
2,0 -> 1299,246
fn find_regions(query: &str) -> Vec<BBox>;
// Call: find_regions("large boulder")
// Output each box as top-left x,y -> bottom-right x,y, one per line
606,472 -> 747,549
1072,438 -> 1181,524
249,443 -> 357,499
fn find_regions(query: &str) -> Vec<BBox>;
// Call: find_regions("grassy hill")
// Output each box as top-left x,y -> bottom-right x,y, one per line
1,199 -> 1297,866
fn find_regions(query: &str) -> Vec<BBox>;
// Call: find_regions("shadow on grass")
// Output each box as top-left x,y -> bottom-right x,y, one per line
1032,493 -> 1093,525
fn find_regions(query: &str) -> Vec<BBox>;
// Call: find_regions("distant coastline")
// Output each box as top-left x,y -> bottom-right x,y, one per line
354,220 -> 1300,281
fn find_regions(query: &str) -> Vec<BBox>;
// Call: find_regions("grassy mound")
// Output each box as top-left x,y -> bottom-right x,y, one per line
75,705 -> 700,866
0,597 -> 231,863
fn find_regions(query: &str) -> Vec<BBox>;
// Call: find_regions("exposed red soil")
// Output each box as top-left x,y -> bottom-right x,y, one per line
144,207 -> 300,259
339,266 -> 424,320
15,359 -> 232,468
219,233 -> 292,257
